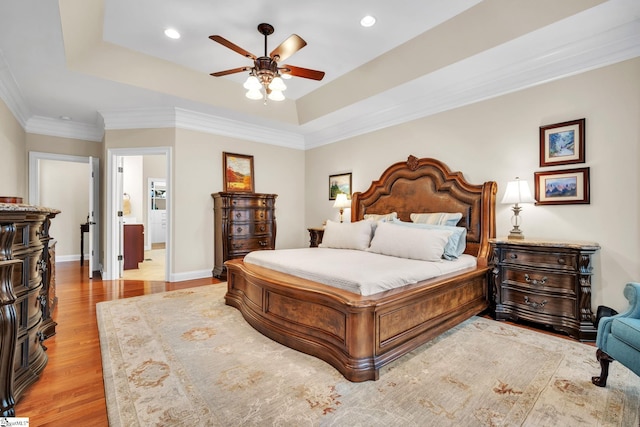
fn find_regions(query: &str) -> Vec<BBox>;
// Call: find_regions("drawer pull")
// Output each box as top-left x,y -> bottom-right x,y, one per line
259,213 -> 264,219
524,274 -> 547,286
509,253 -> 517,259
259,225 -> 265,232
259,240 -> 268,247
235,213 -> 242,219
557,258 -> 566,264
524,296 -> 547,310
236,227 -> 243,233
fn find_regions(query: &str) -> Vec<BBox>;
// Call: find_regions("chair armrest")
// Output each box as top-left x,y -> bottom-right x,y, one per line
596,282 -> 640,349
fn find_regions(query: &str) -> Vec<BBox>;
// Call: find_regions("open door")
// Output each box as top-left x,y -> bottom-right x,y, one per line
88,156 -> 99,278
116,156 -> 125,278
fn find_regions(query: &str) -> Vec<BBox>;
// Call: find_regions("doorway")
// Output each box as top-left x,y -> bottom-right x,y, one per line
105,147 -> 171,281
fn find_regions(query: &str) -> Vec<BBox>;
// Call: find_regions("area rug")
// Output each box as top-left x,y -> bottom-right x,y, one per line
97,284 -> 640,426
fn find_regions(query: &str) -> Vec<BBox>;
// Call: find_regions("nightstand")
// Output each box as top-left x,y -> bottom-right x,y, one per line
489,238 -> 600,341
307,227 -> 324,247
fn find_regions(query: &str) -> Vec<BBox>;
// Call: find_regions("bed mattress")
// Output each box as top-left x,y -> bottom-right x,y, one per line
243,248 -> 477,296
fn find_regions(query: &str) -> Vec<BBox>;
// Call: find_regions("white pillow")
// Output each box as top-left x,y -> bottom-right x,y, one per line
367,222 -> 452,261
392,219 -> 467,260
319,220 -> 373,250
410,212 -> 463,226
363,212 -> 398,222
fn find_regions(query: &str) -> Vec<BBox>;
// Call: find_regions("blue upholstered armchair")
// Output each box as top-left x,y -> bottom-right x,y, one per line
592,282 -> 640,387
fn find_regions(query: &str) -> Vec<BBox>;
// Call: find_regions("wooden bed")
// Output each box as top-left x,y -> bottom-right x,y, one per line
225,155 -> 497,382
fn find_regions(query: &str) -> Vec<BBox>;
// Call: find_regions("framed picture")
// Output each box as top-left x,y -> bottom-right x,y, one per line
534,167 -> 590,205
223,152 -> 254,192
539,118 -> 585,167
329,173 -> 352,200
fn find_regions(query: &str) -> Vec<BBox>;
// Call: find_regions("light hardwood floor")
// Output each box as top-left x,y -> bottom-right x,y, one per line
14,261 -> 219,426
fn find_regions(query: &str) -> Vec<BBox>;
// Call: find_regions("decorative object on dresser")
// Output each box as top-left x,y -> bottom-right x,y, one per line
332,193 -> 350,223
0,203 -> 59,416
534,167 -> 590,205
490,238 -> 600,341
539,118 -> 585,167
307,227 -> 324,247
501,177 -> 535,240
223,152 -> 255,193
212,192 -> 276,280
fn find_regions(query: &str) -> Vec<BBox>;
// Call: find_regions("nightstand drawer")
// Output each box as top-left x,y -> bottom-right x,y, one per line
502,249 -> 577,272
501,287 -> 576,319
502,268 -> 576,295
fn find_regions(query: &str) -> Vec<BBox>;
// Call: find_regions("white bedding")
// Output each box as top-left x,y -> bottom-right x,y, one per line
243,248 -> 477,296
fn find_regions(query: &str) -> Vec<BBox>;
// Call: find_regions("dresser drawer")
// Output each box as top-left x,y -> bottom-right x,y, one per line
501,248 -> 577,272
228,222 -> 273,237
229,209 -> 273,222
502,267 -> 576,296
501,287 -> 576,319
228,237 -> 273,254
229,197 -> 274,209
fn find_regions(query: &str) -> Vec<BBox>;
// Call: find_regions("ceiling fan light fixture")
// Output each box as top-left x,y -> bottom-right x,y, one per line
268,76 -> 286,91
243,75 -> 261,90
267,90 -> 285,101
245,88 -> 263,100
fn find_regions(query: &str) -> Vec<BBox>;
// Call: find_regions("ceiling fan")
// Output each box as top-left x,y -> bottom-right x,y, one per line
209,23 -> 325,102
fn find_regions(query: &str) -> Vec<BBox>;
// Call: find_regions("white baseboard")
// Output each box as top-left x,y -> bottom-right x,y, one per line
169,269 -> 213,283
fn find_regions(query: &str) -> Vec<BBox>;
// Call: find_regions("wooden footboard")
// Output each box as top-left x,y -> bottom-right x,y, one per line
225,258 -> 489,382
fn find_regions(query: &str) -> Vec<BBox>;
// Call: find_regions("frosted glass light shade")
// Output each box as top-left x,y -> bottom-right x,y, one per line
267,90 -> 285,101
245,89 -> 263,100
243,76 -> 261,90
268,77 -> 286,91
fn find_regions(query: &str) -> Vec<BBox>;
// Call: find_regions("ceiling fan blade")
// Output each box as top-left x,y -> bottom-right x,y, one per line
210,66 -> 251,77
280,65 -> 325,81
209,35 -> 256,60
270,34 -> 306,62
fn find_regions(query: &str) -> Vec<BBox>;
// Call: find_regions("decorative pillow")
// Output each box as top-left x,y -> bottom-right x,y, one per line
392,219 -> 467,260
410,212 -> 463,226
367,221 -> 451,261
319,220 -> 373,250
363,212 -> 398,222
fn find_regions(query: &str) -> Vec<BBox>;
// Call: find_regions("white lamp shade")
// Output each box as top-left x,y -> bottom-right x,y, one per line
243,76 -> 261,90
502,178 -> 535,204
267,90 -> 285,101
268,76 -> 287,91
333,193 -> 351,208
245,88 -> 263,100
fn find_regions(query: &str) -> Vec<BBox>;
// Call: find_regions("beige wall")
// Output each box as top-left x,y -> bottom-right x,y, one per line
172,128 -> 305,276
0,99 -> 26,198
305,58 -> 640,312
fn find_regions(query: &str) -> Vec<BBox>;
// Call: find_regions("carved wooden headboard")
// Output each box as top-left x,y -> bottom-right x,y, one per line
351,155 -> 497,265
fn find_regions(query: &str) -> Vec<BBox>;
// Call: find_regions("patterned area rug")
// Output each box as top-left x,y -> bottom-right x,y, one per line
97,284 -> 640,426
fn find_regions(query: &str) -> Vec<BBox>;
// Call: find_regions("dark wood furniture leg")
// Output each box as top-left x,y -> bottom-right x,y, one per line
592,348 -> 614,387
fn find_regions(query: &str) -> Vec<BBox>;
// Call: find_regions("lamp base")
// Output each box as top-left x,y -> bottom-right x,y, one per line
508,229 -> 525,240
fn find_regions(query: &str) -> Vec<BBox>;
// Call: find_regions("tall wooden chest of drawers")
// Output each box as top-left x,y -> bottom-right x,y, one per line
212,192 -> 277,279
489,238 -> 600,341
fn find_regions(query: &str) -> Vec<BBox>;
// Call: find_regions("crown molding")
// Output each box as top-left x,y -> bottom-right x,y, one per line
25,116 -> 104,142
0,50 -> 30,127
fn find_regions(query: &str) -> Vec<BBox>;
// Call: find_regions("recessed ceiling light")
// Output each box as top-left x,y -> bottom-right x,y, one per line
164,28 -> 181,39
59,115 -> 72,121
360,15 -> 376,28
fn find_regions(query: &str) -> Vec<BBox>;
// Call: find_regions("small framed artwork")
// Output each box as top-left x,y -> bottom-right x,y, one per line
223,152 -> 254,192
539,118 -> 585,167
534,167 -> 590,205
329,173 -> 352,200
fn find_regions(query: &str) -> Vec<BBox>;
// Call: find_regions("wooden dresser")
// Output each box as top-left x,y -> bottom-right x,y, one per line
212,192 -> 277,279
489,238 -> 600,341
0,203 -> 59,416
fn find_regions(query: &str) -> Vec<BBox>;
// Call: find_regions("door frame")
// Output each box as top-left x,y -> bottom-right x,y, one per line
104,147 -> 172,280
28,151 -> 100,273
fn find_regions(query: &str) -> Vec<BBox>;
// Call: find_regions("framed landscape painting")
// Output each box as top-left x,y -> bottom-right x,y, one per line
539,118 -> 585,167
329,173 -> 352,200
534,167 -> 590,205
223,152 -> 254,192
